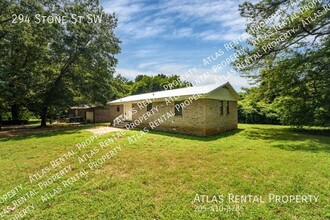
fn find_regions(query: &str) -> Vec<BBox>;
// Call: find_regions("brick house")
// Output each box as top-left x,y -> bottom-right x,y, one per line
107,82 -> 238,136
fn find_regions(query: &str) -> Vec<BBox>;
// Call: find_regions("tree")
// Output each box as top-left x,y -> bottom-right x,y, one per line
1,0 -> 120,126
238,88 -> 280,124
0,0 -> 12,40
130,74 -> 191,95
37,0 -> 120,126
109,74 -> 133,99
235,0 -> 330,127
0,0 -> 50,121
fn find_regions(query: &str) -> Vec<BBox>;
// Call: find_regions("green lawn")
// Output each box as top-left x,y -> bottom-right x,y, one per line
0,124 -> 329,219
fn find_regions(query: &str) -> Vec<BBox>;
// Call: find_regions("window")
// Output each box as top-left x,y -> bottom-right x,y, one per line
116,106 -> 120,112
147,103 -> 152,111
226,101 -> 230,115
175,101 -> 183,116
219,101 -> 224,115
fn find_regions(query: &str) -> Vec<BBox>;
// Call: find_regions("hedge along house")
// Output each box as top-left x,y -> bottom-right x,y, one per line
107,82 -> 239,136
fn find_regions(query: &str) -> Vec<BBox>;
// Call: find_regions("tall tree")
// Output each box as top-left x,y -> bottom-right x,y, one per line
235,0 -> 330,127
37,0 -> 120,126
1,0 -> 120,126
0,0 -> 49,120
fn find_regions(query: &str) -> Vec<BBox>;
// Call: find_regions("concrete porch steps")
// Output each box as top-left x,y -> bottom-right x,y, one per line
113,121 -> 131,129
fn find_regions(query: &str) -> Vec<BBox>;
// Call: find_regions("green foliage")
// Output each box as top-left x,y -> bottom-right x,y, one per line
0,0 -> 50,120
0,0 -> 120,126
236,0 -> 330,127
238,88 -> 280,124
131,74 -> 191,95
103,73 -> 192,99
109,74 -> 133,99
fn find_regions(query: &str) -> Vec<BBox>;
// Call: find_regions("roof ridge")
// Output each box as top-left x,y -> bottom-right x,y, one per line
128,82 -> 226,96
108,82 -> 231,104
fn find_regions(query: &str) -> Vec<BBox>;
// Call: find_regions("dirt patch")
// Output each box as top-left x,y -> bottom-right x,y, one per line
86,126 -> 127,134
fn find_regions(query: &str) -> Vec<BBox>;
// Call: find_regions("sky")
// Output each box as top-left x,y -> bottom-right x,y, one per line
101,0 -> 253,91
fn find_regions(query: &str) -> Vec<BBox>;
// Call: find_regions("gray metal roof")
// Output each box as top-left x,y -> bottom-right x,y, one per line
108,82 -> 237,104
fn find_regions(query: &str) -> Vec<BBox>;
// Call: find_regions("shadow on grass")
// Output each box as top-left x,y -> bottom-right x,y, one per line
245,126 -> 330,153
145,128 -> 244,142
0,124 -> 97,142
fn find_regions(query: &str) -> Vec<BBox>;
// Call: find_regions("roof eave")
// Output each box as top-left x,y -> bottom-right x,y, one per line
108,94 -> 208,105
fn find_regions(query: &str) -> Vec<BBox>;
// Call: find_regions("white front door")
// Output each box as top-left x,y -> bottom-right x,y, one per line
123,103 -> 132,121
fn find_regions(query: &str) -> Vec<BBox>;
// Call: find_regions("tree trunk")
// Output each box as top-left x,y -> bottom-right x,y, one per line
40,106 -> 48,127
11,104 -> 20,120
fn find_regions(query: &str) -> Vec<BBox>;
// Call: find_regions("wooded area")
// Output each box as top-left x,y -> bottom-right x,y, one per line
235,0 -> 330,127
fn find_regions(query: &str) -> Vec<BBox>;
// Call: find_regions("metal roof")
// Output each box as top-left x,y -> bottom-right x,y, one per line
108,82 -> 236,104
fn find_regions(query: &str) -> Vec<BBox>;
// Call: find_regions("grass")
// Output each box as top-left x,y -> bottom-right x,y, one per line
0,124 -> 329,219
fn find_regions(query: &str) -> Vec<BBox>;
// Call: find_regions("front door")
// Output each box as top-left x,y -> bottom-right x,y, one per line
123,103 -> 132,121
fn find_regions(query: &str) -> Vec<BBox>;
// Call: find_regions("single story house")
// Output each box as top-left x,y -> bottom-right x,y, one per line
69,105 -> 111,123
107,82 -> 238,136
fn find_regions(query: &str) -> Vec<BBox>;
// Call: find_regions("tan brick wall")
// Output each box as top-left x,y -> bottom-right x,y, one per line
108,99 -> 237,136
94,109 -> 111,123
131,99 -> 207,136
204,100 -> 238,135
109,104 -> 123,124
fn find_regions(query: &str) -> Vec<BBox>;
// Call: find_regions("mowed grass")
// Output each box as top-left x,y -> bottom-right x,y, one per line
0,124 -> 329,220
